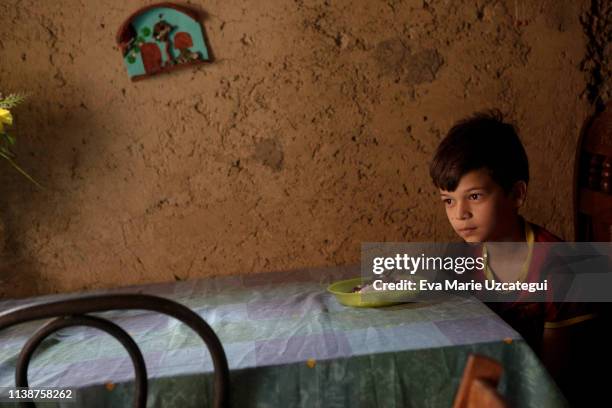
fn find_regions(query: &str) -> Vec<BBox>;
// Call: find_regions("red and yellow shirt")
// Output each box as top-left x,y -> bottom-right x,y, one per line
482,220 -> 597,349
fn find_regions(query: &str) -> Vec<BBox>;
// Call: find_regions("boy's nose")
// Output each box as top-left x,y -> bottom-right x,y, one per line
454,201 -> 471,220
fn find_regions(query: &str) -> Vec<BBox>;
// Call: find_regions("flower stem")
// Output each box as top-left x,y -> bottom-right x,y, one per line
0,150 -> 44,189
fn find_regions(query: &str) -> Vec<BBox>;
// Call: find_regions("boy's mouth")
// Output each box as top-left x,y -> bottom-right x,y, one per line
457,227 -> 477,235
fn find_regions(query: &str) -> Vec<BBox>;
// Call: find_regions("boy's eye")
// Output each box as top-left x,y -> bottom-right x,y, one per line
442,198 -> 453,205
468,193 -> 482,200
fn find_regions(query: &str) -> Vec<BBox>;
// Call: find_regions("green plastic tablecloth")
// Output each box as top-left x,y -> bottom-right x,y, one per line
0,265 -> 567,407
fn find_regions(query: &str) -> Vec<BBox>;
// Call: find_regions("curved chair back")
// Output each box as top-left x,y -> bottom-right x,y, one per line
574,103 -> 612,241
0,294 -> 230,408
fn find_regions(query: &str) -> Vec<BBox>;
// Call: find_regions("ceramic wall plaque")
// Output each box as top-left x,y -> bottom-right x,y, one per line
116,3 -> 210,81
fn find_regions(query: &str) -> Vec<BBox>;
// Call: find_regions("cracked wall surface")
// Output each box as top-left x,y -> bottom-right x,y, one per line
580,0 -> 612,110
0,0 -> 599,297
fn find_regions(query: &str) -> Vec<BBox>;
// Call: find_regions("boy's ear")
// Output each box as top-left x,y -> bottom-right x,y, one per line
512,181 -> 527,208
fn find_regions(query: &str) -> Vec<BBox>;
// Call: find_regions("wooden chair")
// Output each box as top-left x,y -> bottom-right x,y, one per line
574,103 -> 612,241
0,294 -> 230,408
572,104 -> 612,406
452,354 -> 508,408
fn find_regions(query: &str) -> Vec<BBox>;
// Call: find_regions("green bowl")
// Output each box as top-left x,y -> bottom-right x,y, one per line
327,277 -> 419,308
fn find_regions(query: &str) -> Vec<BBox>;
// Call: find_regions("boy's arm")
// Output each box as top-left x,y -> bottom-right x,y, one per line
542,301 -> 598,381
540,326 -> 572,385
541,317 -> 602,405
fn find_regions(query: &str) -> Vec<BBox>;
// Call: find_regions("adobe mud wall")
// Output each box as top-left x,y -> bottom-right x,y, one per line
0,0 -> 606,297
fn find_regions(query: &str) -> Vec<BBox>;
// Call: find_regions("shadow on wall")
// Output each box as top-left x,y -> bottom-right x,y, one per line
0,78 -> 110,298
0,6 -> 219,295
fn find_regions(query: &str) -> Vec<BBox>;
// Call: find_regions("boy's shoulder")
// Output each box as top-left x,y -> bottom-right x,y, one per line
527,221 -> 564,243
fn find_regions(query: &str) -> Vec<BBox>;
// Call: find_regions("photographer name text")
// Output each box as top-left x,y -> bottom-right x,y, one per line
372,279 -> 548,293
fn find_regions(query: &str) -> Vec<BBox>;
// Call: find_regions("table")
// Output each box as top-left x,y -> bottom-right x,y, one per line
0,265 -> 568,407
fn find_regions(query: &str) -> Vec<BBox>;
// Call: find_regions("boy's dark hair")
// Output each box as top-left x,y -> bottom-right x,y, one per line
429,110 -> 529,192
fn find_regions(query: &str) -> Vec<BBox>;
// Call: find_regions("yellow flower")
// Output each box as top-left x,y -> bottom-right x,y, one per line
0,108 -> 13,133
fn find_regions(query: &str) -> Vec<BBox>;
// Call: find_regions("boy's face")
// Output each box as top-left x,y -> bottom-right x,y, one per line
439,169 -> 524,242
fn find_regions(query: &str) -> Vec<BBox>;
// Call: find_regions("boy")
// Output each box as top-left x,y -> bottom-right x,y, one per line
429,110 -> 599,403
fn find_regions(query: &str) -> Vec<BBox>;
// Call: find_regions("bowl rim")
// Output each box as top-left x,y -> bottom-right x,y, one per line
326,277 -> 366,295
